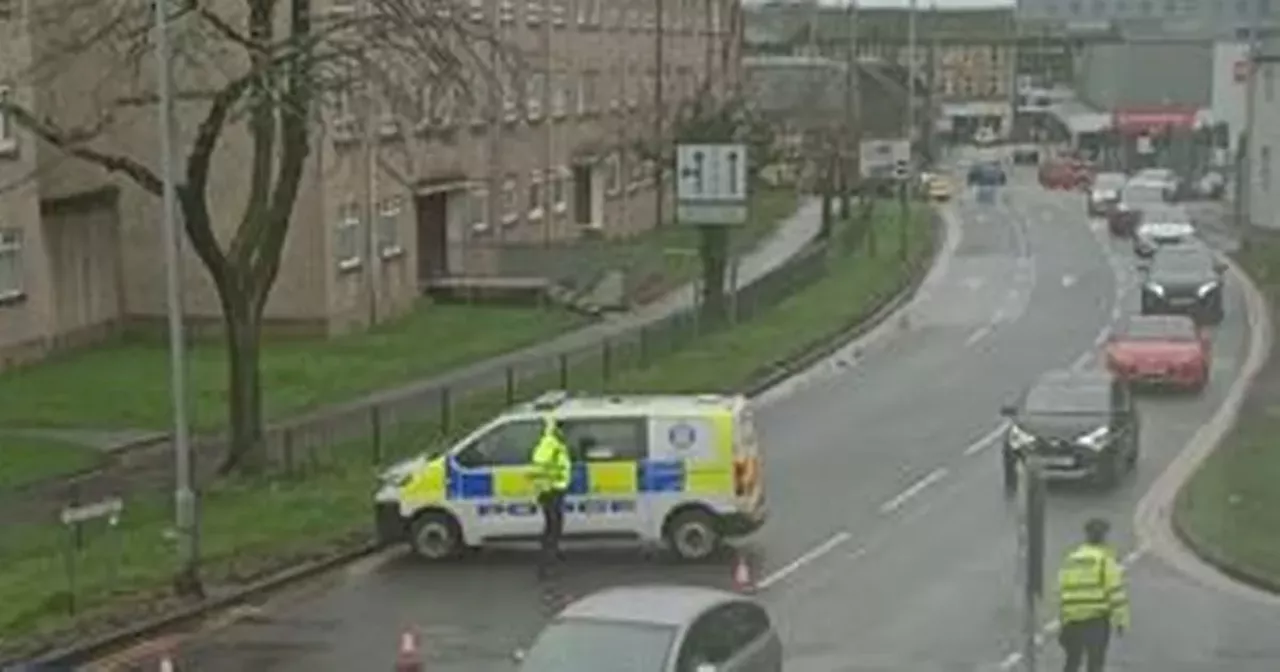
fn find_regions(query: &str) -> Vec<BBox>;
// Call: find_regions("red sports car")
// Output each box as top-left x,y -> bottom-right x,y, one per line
1105,315 -> 1210,391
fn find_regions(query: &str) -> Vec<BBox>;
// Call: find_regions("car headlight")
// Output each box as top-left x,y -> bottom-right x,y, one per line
1076,426 -> 1112,451
1007,424 -> 1036,450
1144,283 -> 1165,297
1197,281 -> 1220,297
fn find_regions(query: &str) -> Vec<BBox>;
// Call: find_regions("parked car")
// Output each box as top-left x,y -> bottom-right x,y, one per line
516,585 -> 783,672
1132,168 -> 1182,201
1132,204 -> 1196,257
1088,172 -> 1128,217
1104,315 -> 1210,392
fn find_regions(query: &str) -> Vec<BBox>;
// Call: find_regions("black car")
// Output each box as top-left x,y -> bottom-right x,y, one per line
967,161 -> 1007,187
1000,370 -> 1140,489
1139,243 -> 1227,324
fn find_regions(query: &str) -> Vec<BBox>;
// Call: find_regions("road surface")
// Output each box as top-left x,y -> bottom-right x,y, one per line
101,167 -> 1280,671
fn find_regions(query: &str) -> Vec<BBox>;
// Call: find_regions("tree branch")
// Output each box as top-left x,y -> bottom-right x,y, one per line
0,102 -> 163,196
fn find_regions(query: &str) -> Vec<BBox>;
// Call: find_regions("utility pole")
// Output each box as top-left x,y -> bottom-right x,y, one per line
655,0 -> 665,230
902,0 -> 918,262
840,0 -> 858,220
360,0 -> 380,325
153,0 -> 200,597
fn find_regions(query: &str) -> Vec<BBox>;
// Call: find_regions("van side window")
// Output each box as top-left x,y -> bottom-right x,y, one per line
454,419 -> 544,468
675,602 -> 769,670
559,417 -> 648,462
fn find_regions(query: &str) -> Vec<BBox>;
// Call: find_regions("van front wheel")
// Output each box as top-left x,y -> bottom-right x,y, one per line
409,511 -> 463,561
665,509 -> 721,561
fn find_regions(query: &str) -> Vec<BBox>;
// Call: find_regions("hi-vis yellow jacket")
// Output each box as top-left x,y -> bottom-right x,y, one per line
1056,543 -> 1130,628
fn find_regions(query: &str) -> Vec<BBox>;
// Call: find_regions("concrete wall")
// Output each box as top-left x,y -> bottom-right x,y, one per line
1075,41 -> 1213,110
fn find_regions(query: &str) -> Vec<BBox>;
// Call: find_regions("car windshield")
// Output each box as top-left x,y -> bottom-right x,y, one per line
1152,249 -> 1214,278
1120,317 -> 1196,341
1138,205 -> 1189,224
518,619 -> 677,672
1024,383 -> 1111,414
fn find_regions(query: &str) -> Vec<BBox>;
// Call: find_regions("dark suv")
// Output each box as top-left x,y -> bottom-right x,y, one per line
1139,243 -> 1227,324
1000,370 -> 1140,489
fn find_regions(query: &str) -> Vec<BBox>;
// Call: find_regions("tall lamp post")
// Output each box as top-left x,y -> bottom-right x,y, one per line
153,0 -> 200,596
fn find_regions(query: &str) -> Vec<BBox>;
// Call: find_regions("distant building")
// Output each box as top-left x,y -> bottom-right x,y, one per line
1014,0 -> 1277,30
1246,34 -> 1280,230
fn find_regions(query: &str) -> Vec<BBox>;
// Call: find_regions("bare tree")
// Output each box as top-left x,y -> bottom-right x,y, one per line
1,0 -> 504,473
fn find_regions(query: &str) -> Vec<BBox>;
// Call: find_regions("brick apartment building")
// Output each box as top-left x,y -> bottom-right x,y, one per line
0,0 -> 741,369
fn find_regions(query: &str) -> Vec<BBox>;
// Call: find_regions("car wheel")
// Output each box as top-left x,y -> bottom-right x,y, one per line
409,510 -> 464,561
665,508 -> 722,561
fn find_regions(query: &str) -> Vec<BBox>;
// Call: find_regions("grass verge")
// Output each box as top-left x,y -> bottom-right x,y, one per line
0,200 -> 932,656
0,191 -> 797,434
1172,234 -> 1280,592
0,436 -> 106,491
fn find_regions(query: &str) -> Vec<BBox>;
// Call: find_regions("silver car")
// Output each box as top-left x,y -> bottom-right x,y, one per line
517,585 -> 783,672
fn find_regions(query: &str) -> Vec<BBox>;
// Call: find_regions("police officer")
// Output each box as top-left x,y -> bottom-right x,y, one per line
1056,518 -> 1130,672
530,416 -> 571,576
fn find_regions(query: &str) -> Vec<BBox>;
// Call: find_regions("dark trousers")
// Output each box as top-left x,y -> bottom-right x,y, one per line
1059,616 -> 1111,672
537,489 -> 566,569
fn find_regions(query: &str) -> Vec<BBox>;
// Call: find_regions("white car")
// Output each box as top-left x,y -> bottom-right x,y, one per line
1132,168 -> 1180,201
1133,204 -> 1195,257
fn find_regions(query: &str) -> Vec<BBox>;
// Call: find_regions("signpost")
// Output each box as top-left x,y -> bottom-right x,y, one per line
677,143 -> 749,324
676,143 -> 749,225
60,496 -> 124,616
858,139 -> 910,180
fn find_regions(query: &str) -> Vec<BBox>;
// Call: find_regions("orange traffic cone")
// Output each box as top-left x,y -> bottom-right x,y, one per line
394,627 -> 423,672
732,554 -> 755,594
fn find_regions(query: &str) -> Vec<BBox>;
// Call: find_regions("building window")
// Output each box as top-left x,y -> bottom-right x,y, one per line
527,72 -> 545,120
0,0 -> 14,20
0,86 -> 17,155
468,0 -> 485,21
552,167 -> 569,212
0,229 -> 22,300
604,153 -> 621,195
378,197 -> 404,258
468,188 -> 490,235
527,0 -> 542,24
552,73 -> 568,117
528,171 -> 545,219
1261,0 -> 1273,16
499,0 -> 515,22
501,175 -> 518,224
1262,146 -> 1272,192
336,202 -> 361,271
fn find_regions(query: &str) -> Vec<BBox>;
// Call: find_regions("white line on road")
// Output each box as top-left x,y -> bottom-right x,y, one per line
1071,351 -> 1093,371
879,468 -> 950,514
965,325 -> 994,347
756,532 -> 854,590
1093,327 -> 1112,347
963,422 -> 1011,456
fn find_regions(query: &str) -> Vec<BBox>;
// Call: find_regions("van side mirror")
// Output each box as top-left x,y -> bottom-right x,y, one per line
1000,404 -> 1017,417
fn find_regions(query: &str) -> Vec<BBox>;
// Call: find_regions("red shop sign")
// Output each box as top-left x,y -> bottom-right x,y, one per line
1112,107 -> 1198,133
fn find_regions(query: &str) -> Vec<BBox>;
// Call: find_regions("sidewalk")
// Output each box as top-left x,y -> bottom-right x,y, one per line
1,199 -> 823,523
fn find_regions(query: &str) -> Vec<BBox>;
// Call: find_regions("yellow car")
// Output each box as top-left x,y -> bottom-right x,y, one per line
927,175 -> 953,201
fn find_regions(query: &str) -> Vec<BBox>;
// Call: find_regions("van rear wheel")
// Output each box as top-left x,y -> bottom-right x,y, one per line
666,509 -> 721,561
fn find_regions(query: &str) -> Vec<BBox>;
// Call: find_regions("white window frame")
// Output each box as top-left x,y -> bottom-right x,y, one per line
503,74 -> 519,122
528,171 -> 545,220
378,197 -> 405,258
469,187 -> 491,235
551,0 -> 566,25
501,175 -> 519,225
576,0 -> 590,24
336,202 -> 362,272
527,72 -> 545,120
552,167 -> 569,213
527,0 -> 543,24
499,0 -> 515,22
468,0 -> 485,21
0,86 -> 14,156
0,229 -> 23,300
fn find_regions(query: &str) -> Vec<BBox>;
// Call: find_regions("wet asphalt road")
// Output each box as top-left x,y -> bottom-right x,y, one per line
108,167 -> 1280,671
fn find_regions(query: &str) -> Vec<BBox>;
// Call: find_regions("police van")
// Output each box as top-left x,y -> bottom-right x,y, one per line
373,391 -> 767,561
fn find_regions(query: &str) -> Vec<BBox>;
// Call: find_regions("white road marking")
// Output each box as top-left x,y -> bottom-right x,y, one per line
965,325 -> 994,347
756,532 -> 854,590
1061,274 -> 1077,287
879,468 -> 950,514
996,550 -> 1147,670
1111,304 -> 1122,321
1071,351 -> 1094,371
963,422 -> 1011,456
1093,327 -> 1111,347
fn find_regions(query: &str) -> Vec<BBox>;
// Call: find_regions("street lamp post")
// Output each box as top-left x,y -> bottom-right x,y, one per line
152,0 -> 200,596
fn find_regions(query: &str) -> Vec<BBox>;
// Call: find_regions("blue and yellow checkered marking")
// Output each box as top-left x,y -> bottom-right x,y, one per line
439,460 -> 688,499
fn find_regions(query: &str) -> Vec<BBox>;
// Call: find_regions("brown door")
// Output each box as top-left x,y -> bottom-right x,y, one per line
415,192 -> 448,283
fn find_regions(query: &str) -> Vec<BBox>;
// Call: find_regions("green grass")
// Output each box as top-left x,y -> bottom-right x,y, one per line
0,436 -> 106,491
0,201 -> 933,652
1173,233 -> 1280,589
